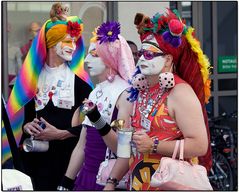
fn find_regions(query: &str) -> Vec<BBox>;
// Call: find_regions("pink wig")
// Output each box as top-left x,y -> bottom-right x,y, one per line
96,35 -> 135,81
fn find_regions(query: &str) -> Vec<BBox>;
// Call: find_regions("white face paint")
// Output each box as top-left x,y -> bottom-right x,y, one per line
85,43 -> 106,76
55,34 -> 76,61
137,38 -> 166,76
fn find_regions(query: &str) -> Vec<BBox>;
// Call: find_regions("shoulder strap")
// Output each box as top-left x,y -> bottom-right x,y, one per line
2,96 -> 25,172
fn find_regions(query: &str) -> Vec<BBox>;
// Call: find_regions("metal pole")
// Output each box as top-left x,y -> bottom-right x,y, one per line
212,2 -> 219,117
2,2 -> 9,101
106,1 -> 118,21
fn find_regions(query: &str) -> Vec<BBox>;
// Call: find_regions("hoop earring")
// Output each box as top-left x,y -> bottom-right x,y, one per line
158,64 -> 175,89
106,68 -> 115,82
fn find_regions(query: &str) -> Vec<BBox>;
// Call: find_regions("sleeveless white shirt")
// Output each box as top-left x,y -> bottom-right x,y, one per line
83,75 -> 130,126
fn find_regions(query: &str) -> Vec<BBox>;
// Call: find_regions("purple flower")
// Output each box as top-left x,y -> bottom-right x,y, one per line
97,21 -> 120,44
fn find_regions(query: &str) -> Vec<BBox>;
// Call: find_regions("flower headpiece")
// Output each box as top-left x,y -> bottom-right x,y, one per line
93,21 -> 135,82
134,9 -> 211,104
96,21 -> 120,44
135,9 -> 186,48
67,21 -> 81,37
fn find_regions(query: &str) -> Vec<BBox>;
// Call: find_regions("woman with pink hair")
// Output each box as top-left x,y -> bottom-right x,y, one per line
58,21 -> 135,190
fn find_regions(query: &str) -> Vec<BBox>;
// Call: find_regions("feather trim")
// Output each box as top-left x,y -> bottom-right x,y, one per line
185,27 -> 212,103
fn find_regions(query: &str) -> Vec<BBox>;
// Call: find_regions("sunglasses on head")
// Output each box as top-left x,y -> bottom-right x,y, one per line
89,49 -> 98,57
138,49 -> 166,60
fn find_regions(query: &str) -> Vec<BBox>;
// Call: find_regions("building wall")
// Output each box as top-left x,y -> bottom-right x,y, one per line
118,2 -> 169,48
7,2 -> 106,50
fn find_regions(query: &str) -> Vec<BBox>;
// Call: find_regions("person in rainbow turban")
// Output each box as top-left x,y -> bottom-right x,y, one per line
7,3 -> 93,190
81,9 -> 212,190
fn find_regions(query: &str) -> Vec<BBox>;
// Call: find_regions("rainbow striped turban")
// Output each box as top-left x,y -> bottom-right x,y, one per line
7,16 -> 93,118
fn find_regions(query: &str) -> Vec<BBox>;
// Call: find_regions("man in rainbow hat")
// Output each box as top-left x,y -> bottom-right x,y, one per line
7,3 -> 92,190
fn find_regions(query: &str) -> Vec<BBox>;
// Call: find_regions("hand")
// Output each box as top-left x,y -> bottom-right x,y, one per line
34,117 -> 60,141
132,131 -> 153,153
23,118 -> 44,137
103,183 -> 115,191
82,98 -> 102,124
57,175 -> 75,191
82,98 -> 96,114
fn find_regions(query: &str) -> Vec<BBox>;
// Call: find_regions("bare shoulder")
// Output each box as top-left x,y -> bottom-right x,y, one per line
167,83 -> 203,123
168,83 -> 201,111
169,83 -> 197,100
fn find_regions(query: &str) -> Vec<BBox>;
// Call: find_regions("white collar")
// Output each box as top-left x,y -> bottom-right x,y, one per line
44,63 -> 66,73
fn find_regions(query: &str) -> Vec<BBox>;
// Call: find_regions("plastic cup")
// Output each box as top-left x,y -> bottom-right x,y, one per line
117,130 -> 133,158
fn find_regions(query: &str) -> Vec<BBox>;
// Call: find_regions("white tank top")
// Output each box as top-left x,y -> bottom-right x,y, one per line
83,75 -> 130,126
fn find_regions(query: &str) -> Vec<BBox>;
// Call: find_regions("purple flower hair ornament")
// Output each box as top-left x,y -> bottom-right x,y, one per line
97,21 -> 120,44
162,19 -> 184,48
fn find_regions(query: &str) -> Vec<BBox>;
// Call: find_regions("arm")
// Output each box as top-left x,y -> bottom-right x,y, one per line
133,83 -> 208,158
58,127 -> 87,190
104,158 -> 130,190
102,90 -> 133,153
65,127 -> 86,179
33,108 -> 83,141
102,91 -> 133,190
85,90 -> 133,153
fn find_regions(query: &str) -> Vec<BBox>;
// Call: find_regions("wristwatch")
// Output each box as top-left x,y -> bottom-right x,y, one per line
106,177 -> 119,187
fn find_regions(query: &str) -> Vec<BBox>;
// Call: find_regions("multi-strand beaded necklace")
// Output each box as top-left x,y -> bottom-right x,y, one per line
138,85 -> 167,119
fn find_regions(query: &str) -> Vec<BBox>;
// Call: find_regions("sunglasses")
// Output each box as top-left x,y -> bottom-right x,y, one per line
89,49 -> 98,57
138,49 -> 166,60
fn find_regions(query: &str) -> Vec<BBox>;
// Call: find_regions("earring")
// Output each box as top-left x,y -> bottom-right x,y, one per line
131,73 -> 148,91
159,72 -> 175,88
159,64 -> 175,89
106,68 -> 115,82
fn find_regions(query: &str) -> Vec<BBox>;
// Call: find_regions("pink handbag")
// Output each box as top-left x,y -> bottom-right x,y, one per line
96,149 -> 129,189
150,140 -> 213,190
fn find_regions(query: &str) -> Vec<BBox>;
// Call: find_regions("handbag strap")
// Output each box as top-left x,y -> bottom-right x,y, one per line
179,139 -> 184,160
172,140 -> 180,159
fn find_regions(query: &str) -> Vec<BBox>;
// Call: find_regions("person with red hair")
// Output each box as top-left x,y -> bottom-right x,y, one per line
84,9 -> 212,190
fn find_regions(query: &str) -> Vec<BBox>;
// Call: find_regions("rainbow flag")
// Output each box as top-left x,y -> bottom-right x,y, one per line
6,21 -> 47,118
2,108 -> 24,164
6,16 -> 93,118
